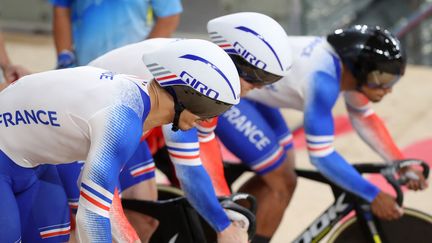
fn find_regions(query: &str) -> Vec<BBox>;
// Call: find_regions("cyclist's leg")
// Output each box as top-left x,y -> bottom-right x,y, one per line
57,161 -> 84,243
120,140 -> 156,199
216,99 -> 296,241
0,150 -> 70,243
0,179 -> 21,242
0,151 -> 21,243
119,140 -> 158,242
57,161 -> 84,214
22,164 -> 70,243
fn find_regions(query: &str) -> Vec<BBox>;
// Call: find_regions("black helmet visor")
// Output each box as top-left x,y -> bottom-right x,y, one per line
365,70 -> 401,89
230,54 -> 283,85
172,86 -> 233,119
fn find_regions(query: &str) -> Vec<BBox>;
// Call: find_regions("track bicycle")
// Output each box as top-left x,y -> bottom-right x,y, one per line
122,186 -> 257,243
223,159 -> 432,243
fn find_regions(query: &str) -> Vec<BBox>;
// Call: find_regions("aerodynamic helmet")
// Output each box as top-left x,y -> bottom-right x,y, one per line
327,25 -> 406,89
207,12 -> 292,85
142,39 -> 241,130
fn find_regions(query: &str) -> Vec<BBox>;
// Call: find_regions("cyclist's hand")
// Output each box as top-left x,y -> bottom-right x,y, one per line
56,50 -> 76,69
217,222 -> 248,243
3,64 -> 31,83
371,191 -> 404,220
400,168 -> 428,191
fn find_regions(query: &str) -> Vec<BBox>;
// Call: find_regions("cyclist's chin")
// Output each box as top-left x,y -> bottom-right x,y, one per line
178,123 -> 196,131
374,96 -> 385,103
365,93 -> 384,103
240,87 -> 252,97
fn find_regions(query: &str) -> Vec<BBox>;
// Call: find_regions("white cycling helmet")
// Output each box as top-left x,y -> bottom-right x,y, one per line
142,39 -> 241,130
207,12 -> 292,85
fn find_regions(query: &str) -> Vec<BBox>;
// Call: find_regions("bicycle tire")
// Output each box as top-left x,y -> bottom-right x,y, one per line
327,208 -> 432,243
157,184 -> 184,199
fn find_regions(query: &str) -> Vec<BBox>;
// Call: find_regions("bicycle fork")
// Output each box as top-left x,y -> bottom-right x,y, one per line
357,205 -> 383,243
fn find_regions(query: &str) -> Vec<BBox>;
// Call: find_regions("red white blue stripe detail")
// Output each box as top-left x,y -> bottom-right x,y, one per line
146,63 -> 185,87
129,160 -> 155,178
196,123 -> 217,142
79,180 -> 113,218
166,141 -> 201,166
279,133 -> 294,150
251,146 -> 285,172
39,222 -> 71,239
306,134 -> 335,157
346,102 -> 375,117
208,32 -> 237,55
68,198 -> 79,214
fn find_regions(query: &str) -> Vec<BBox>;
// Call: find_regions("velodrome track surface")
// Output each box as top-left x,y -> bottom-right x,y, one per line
4,32 -> 432,242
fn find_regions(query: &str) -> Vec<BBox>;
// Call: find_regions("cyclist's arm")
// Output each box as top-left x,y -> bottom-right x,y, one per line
50,0 -> 74,55
305,71 -> 380,202
196,118 -> 231,196
162,124 -> 231,232
343,91 -> 404,162
76,105 -> 143,242
147,0 -> 182,38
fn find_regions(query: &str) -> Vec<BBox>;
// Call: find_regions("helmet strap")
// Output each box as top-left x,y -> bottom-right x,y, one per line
171,101 -> 185,132
164,87 -> 185,132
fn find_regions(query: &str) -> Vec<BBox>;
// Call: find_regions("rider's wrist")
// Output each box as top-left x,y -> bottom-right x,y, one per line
361,182 -> 381,203
56,49 -> 76,69
216,217 -> 232,233
369,188 -> 382,203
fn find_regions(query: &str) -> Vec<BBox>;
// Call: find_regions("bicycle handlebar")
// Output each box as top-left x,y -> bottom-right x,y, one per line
381,159 -> 429,206
294,159 -> 430,206
227,193 -> 257,214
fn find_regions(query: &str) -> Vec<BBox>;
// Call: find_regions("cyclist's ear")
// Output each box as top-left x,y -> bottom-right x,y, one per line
220,199 -> 256,240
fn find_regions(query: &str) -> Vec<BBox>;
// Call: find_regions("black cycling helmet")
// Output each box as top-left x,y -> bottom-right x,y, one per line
327,25 -> 406,87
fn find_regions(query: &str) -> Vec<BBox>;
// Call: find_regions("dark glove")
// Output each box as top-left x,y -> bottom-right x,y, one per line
56,50 -> 76,69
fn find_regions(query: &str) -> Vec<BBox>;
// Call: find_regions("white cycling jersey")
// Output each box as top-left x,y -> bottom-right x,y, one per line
0,66 -> 148,168
0,66 -> 151,242
246,36 -> 340,109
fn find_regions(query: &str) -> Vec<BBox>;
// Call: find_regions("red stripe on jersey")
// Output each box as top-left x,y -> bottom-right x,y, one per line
80,191 -> 110,212
41,229 -> 70,239
255,149 -> 284,171
307,144 -> 332,151
169,153 -> 200,159
132,166 -> 155,177
280,138 -> 293,147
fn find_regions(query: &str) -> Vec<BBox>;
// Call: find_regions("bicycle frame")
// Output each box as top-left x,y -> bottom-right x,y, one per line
292,161 -> 430,243
293,169 -> 354,243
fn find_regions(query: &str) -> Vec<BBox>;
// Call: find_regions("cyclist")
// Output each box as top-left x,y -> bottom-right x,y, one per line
0,39 -> 242,243
87,12 -> 292,241
215,25 -> 429,243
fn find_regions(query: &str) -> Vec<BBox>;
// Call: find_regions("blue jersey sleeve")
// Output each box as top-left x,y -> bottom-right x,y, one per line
50,0 -> 72,7
151,0 -> 183,17
162,125 -> 231,232
304,71 -> 380,203
76,105 -> 143,242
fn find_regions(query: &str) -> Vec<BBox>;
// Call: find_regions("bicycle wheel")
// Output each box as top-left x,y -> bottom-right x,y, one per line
157,184 -> 184,199
327,208 -> 432,243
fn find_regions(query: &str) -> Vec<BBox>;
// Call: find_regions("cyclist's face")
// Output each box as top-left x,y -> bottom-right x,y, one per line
360,71 -> 399,102
178,109 -> 201,131
239,77 -> 264,97
361,85 -> 392,102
